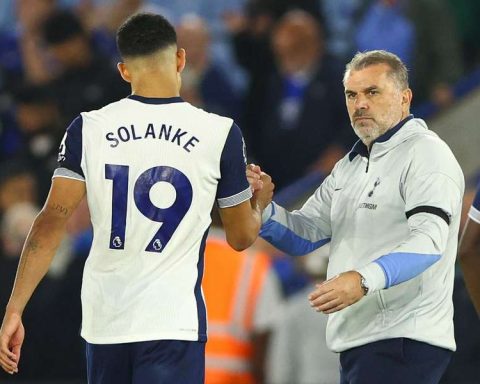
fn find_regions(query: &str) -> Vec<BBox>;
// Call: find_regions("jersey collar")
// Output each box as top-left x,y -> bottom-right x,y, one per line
127,95 -> 184,104
348,114 -> 414,161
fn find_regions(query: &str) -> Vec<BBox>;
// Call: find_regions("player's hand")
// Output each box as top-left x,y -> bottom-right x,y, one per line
0,312 -> 24,375
253,172 -> 274,211
246,163 -> 263,192
308,271 -> 364,314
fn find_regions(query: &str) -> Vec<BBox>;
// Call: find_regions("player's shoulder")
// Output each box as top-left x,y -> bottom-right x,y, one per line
182,102 -> 234,130
80,98 -> 130,122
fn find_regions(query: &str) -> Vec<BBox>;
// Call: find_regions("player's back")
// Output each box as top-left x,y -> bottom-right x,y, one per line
59,95 -> 247,344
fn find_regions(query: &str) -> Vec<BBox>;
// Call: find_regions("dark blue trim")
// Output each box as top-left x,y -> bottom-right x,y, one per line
127,95 -> 184,104
216,122 -> 250,199
58,115 -> 85,177
348,139 -> 369,161
374,252 -> 441,288
375,114 -> 414,143
348,114 -> 414,161
473,183 -> 480,211
195,229 -> 209,342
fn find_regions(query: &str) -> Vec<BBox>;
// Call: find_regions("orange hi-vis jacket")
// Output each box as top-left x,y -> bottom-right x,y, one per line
203,236 -> 272,384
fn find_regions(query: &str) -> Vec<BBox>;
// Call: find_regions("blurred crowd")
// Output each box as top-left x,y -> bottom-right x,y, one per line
0,0 -> 480,383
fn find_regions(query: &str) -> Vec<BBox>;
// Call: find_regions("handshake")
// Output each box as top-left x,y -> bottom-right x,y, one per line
246,164 -> 275,212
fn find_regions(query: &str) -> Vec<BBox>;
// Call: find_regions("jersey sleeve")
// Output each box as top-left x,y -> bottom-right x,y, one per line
469,183 -> 480,224
259,170 -> 335,256
216,122 -> 252,208
53,115 -> 85,181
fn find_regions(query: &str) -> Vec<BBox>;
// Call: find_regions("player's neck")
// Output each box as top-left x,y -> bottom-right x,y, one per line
131,76 -> 180,98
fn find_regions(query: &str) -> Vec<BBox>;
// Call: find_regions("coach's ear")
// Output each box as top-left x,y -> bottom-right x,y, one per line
176,48 -> 186,74
117,62 -> 132,83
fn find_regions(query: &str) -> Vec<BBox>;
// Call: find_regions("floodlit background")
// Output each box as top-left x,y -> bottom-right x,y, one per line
0,0 -> 479,383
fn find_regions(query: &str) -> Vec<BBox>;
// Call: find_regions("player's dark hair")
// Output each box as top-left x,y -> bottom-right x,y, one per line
116,13 -> 177,59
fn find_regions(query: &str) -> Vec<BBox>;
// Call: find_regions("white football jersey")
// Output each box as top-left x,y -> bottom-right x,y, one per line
54,95 -> 252,344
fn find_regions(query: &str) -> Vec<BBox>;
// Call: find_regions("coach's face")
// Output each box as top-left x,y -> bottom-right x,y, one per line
344,63 -> 411,147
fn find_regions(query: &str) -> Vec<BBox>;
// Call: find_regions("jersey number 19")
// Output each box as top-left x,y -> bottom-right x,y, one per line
105,164 -> 193,253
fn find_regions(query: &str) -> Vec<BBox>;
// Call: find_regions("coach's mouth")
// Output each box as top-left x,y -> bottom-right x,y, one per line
354,116 -> 373,122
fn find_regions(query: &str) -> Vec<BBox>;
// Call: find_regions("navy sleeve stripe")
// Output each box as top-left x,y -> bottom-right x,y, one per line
216,122 -> 250,200
405,206 -> 450,225
57,115 -> 84,178
473,184 -> 480,210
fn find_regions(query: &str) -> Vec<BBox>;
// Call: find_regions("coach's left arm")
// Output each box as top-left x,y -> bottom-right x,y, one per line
309,138 -> 464,314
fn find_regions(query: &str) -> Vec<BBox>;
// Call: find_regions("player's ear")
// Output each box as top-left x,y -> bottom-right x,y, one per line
117,62 -> 132,83
177,48 -> 186,74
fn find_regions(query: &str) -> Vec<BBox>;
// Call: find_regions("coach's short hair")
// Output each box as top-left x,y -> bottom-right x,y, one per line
116,13 -> 177,58
344,50 -> 409,90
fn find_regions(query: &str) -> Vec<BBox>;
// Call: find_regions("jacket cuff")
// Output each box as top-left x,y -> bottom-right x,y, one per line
355,262 -> 386,295
261,202 -> 274,223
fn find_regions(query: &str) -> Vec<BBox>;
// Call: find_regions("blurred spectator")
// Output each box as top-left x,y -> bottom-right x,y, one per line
12,84 -> 64,200
41,9 -> 129,122
446,0 -> 480,71
0,162 -> 37,214
203,215 -> 282,384
318,0 -> 365,63
355,0 -> 464,109
355,0 -> 415,69
1,202 -> 39,259
0,200 -> 85,381
80,1 -> 245,93
249,10 -> 352,189
267,246 -> 340,384
0,110 -> 23,162
153,0 -> 248,89
0,0 -> 58,93
224,0 -> 324,137
0,0 -> 58,161
177,15 -> 240,119
0,202 -> 57,381
224,0 -> 276,143
77,0 -> 169,64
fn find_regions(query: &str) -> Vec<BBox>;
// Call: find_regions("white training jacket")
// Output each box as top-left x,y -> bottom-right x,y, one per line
260,117 -> 464,352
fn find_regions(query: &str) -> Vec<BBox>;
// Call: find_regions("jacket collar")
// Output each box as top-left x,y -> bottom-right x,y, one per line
348,114 -> 414,161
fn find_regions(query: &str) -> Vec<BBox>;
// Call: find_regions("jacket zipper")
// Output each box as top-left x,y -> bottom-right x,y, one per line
378,290 -> 387,311
365,148 -> 371,173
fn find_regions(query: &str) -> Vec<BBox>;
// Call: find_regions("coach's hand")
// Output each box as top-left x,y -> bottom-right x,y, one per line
308,271 -> 365,314
0,311 -> 24,374
246,163 -> 263,192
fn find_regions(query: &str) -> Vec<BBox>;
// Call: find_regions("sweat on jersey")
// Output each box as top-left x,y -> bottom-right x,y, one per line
54,95 -> 252,344
260,117 -> 464,352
